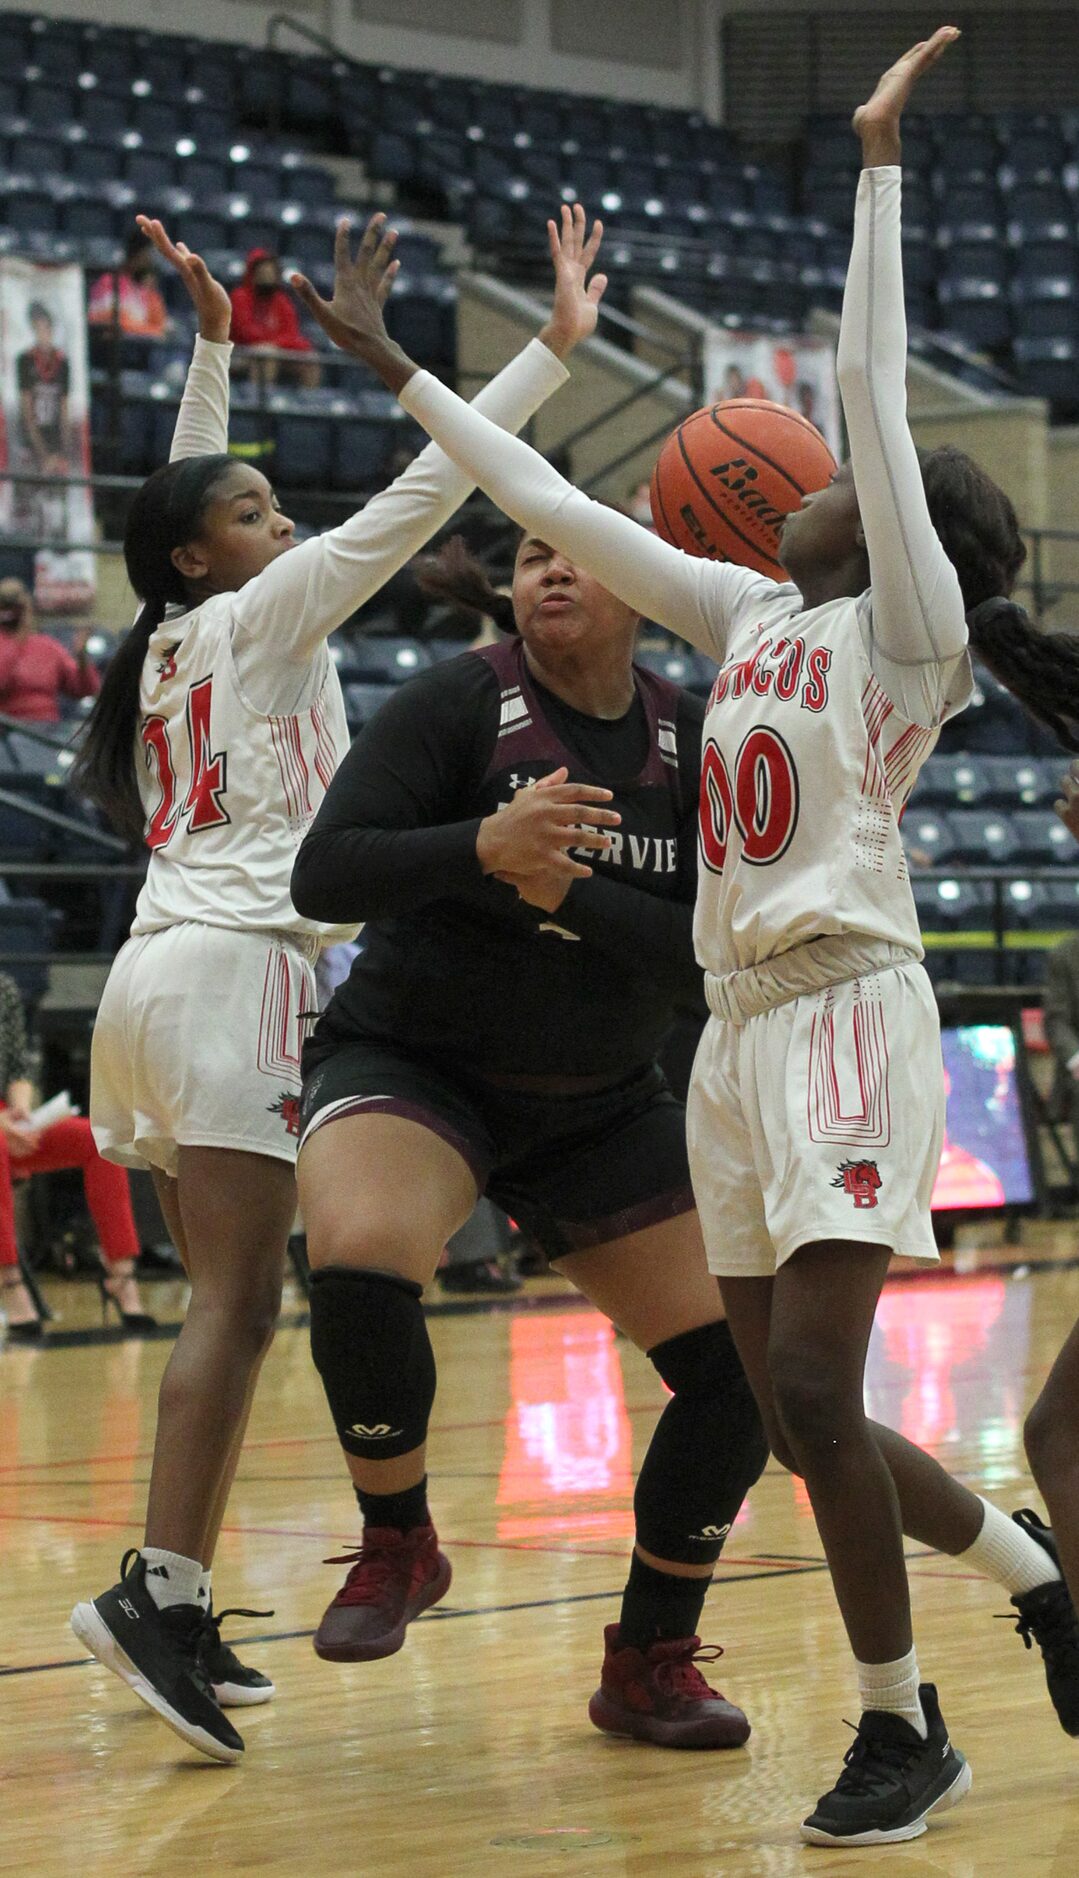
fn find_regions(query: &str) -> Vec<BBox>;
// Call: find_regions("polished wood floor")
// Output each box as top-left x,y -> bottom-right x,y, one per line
4,1225 -> 1079,1877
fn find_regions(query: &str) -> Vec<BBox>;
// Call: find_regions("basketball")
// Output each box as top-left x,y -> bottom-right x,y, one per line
649,398 -> 838,579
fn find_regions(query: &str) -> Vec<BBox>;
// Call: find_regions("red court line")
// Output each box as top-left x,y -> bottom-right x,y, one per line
0,1399 -> 672,1477
0,1508 -> 820,1572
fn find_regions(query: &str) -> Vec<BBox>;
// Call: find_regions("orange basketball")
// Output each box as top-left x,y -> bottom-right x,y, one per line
649,398 -> 837,579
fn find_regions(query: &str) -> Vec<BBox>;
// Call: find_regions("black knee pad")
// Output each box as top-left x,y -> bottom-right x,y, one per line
634,1319 -> 770,1566
308,1266 -> 436,1460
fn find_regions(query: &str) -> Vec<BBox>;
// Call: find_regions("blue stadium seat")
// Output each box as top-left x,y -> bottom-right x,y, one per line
977,755 -> 1061,806
344,681 -> 395,728
1014,334 -> 1079,402
0,894 -> 53,1004
67,137 -> 121,183
1010,277 -> 1078,339
913,876 -> 995,931
342,638 -> 431,685
936,276 -> 1012,348
2,188 -> 59,234
274,408 -> 334,488
1012,810 -> 1076,865
903,809 -> 959,868
1043,880 -> 1079,928
331,412 -> 395,491
949,809 -> 1022,865
125,147 -> 176,193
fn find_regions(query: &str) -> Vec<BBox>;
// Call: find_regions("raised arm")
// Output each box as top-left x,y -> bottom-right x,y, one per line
229,210 -> 606,670
135,219 -> 234,462
838,29 -> 968,720
292,207 -> 772,661
291,661 -> 618,924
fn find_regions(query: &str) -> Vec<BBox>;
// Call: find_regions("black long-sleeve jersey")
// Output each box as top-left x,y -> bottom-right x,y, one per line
292,637 -> 705,1079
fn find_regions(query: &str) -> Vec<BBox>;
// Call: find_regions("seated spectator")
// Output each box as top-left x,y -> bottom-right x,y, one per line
0,580 -> 100,724
87,232 -> 171,340
229,248 -> 320,388
0,972 -> 153,1341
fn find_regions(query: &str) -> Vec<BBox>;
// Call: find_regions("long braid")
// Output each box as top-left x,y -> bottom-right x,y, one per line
967,598 -> 1079,755
413,535 -> 518,636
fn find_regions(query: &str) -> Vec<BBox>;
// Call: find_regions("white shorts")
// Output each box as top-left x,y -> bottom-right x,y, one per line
91,923 -> 317,1177
686,962 -> 943,1279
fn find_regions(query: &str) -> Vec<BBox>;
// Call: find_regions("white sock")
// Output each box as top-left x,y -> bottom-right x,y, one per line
198,1568 -> 212,1608
140,1546 -> 204,1612
959,1496 -> 1060,1597
856,1648 -> 926,1737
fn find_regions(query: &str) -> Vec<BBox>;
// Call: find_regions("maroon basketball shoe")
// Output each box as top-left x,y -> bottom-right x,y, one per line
587,1623 -> 751,1749
313,1525 -> 452,1662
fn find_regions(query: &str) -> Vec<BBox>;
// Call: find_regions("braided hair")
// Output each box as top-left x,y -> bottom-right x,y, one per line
72,454 -> 235,841
920,444 -> 1079,752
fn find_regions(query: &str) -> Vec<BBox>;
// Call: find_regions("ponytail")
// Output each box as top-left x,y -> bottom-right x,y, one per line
413,535 -> 518,636
71,453 -> 234,841
967,598 -> 1079,754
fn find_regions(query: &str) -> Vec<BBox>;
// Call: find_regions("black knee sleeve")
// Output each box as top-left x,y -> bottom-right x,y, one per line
308,1267 -> 436,1460
633,1318 -> 770,1566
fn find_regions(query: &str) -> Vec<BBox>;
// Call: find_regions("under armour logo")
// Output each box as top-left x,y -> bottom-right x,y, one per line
118,1598 -> 139,1620
349,1422 -> 403,1439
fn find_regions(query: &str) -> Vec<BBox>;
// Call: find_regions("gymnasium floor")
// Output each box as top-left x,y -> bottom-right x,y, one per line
4,1228 -> 1079,1877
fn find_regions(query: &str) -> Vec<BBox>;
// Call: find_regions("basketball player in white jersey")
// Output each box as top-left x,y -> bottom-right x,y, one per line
289,24 -> 1079,1844
68,209 -> 610,1764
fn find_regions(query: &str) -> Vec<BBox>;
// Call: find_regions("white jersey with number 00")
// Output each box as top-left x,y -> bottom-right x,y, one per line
394,166 -> 973,983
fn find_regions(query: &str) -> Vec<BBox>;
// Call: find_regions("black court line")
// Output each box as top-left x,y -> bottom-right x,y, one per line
0,1560 -> 836,1681
10,1288 -> 590,1352
17,1248 -> 1079,1353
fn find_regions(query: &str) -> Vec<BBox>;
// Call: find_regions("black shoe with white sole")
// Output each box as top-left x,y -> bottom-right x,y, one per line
70,1550 -> 244,1764
801,1684 -> 971,1847
1008,1508 -> 1079,1737
204,1603 -> 276,1708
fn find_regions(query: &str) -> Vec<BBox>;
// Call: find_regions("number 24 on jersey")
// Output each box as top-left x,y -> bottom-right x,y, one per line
142,676 -> 230,850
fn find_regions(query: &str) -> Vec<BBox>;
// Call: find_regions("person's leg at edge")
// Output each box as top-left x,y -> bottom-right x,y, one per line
559,1209 -> 767,1648
0,1128 -> 39,1327
136,1146 -> 295,1610
557,1209 -> 768,1747
297,1112 -> 478,1660
1026,1319 -> 1079,1606
152,1167 -> 270,1579
723,1262 -> 1077,1740
24,1117 -> 149,1320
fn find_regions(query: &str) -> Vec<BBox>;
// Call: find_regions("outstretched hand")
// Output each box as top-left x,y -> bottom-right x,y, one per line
135,215 -> 231,342
538,203 -> 608,361
853,25 -> 960,164
290,215 -> 407,378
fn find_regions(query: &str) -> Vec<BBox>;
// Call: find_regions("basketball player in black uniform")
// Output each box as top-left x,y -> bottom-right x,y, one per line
290,525 -> 769,1748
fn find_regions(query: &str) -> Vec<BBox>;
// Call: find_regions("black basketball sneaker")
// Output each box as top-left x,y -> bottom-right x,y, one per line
203,1603 -> 276,1708
801,1685 -> 971,1847
70,1551 -> 244,1764
1008,1507 -> 1079,1736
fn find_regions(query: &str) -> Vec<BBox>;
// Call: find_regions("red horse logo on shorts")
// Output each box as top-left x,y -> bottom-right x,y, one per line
269,1091 -> 301,1137
831,1160 -> 882,1209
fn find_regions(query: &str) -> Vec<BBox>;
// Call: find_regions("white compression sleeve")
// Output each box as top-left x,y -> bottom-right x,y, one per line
838,167 -> 969,724
399,370 -> 776,660
230,338 -> 571,715
169,336 -> 232,462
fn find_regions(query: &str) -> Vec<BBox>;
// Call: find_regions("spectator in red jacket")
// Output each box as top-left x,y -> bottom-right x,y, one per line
229,247 -> 320,388
0,579 -> 100,724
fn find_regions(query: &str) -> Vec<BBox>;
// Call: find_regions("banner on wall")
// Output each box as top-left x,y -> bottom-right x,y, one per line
702,327 -> 842,460
0,259 -> 95,610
